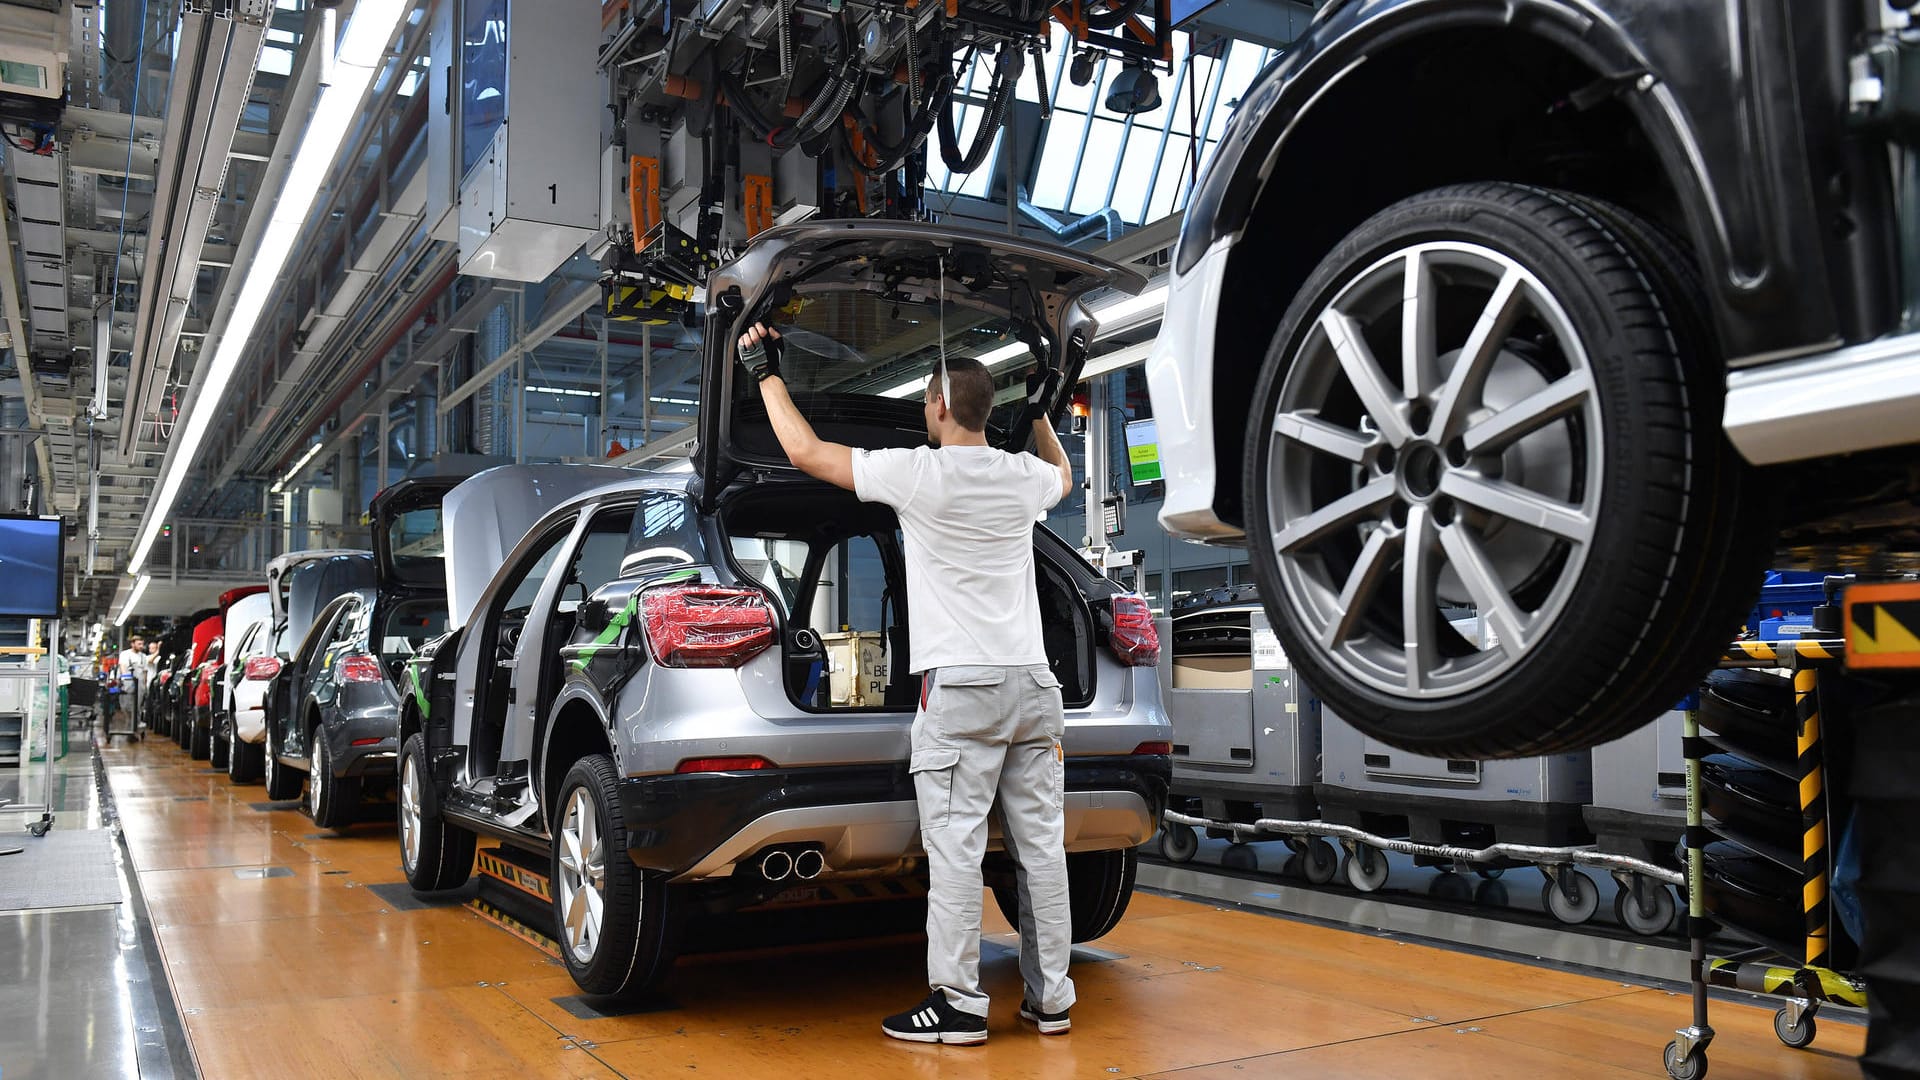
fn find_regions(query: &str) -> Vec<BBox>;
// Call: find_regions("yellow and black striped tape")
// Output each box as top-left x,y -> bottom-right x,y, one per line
468,898 -> 560,959
1706,958 -> 1868,1008
477,849 -> 553,904
1794,666 -> 1831,970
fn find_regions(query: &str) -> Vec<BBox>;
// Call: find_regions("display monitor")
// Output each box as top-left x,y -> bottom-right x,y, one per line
1123,418 -> 1163,485
0,515 -> 63,617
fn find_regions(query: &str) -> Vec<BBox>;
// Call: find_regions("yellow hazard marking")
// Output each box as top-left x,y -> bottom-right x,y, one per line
1804,875 -> 1827,910
1800,770 -> 1823,807
1804,820 -> 1826,861
468,899 -> 560,958
1847,583 -> 1920,669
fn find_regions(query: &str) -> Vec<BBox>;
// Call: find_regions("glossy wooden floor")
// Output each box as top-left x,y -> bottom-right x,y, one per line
104,735 -> 1866,1080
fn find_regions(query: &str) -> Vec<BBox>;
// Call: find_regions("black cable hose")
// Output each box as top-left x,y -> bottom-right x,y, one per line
938,41 -> 1023,174
852,72 -> 955,176
1084,0 -> 1148,30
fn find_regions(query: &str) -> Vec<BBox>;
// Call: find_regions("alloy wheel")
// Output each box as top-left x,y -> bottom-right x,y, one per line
399,754 -> 422,873
556,787 -> 609,963
1263,241 -> 1602,697
308,745 -> 324,818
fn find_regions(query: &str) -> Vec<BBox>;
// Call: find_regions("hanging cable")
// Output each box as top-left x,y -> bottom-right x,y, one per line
938,40 -> 1023,174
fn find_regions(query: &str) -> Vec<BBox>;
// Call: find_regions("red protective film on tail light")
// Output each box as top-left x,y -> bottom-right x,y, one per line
640,584 -> 776,668
1132,741 -> 1173,755
1109,595 -> 1160,666
340,654 -> 385,683
674,756 -> 774,773
243,656 -> 282,681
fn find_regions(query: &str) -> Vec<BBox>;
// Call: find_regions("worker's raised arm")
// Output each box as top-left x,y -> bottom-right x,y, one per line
739,324 -> 856,491
1026,367 -> 1074,503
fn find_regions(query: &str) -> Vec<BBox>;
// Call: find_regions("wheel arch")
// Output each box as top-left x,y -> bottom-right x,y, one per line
1197,8 -> 1820,530
540,690 -> 616,823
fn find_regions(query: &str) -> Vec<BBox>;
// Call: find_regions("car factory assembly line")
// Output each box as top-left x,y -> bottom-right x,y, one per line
2,0 -> 1919,1078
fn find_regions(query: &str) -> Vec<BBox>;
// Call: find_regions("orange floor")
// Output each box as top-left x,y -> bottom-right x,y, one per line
104,735 -> 1867,1079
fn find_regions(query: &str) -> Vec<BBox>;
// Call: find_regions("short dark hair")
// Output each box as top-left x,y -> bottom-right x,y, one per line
926,355 -> 994,431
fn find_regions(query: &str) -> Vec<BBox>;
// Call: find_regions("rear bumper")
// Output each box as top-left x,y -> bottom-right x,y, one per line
620,756 -> 1172,882
321,712 -> 400,780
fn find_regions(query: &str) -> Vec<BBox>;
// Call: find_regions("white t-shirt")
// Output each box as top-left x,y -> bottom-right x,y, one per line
117,648 -> 140,685
852,443 -> 1066,673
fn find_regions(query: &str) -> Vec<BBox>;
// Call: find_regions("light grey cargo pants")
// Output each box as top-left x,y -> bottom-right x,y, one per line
909,663 -> 1075,1019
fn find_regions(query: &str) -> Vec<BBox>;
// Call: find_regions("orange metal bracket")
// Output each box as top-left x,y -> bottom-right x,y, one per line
743,174 -> 774,237
629,156 -> 662,250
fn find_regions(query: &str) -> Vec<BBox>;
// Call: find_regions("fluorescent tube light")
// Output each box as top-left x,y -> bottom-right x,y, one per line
528,386 -> 602,398
127,1 -> 409,576
114,573 -> 151,627
879,341 -> 1032,399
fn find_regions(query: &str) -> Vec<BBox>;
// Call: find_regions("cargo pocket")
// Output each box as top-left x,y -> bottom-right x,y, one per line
931,667 -> 1007,739
909,747 -> 962,829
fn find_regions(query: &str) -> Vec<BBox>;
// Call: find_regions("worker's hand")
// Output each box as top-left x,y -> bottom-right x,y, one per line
737,323 -> 783,383
1026,365 -> 1062,415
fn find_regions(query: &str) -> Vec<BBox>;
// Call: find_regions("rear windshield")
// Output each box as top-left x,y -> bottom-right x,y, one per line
730,289 -> 1045,455
381,600 -> 448,674
387,507 -> 445,585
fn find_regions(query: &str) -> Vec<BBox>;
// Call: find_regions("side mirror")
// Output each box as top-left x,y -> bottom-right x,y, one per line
580,598 -> 612,635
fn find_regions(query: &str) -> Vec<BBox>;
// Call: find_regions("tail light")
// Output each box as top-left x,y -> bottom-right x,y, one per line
674,755 -> 774,774
640,584 -> 776,668
1108,595 -> 1160,667
1132,741 -> 1173,755
340,654 -> 385,683
244,656 -> 282,681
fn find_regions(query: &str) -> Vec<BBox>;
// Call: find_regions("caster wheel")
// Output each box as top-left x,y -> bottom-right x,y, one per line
1343,845 -> 1389,892
1221,842 -> 1259,871
1614,879 -> 1678,937
1663,1040 -> 1708,1080
1541,870 -> 1600,924
1302,838 -> 1339,886
1430,871 -> 1474,903
1161,823 -> 1199,864
26,816 -> 51,838
1773,1007 -> 1816,1049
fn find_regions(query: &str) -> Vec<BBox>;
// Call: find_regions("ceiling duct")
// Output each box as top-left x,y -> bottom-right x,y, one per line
116,1 -> 269,459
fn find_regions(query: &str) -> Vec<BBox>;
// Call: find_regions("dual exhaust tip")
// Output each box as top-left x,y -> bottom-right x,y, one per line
758,845 -> 826,882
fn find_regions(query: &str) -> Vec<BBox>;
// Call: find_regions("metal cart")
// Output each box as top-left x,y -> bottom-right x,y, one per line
1155,586 -> 1327,873
1664,636 -> 1867,1080
1585,702 -> 1690,936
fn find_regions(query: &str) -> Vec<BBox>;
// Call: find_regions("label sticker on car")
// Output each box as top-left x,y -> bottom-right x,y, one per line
1252,628 -> 1287,670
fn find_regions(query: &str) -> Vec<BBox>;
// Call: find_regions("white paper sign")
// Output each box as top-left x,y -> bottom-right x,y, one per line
1252,628 -> 1287,670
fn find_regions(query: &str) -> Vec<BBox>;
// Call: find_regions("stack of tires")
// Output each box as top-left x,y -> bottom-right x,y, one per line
1695,668 -> 1855,968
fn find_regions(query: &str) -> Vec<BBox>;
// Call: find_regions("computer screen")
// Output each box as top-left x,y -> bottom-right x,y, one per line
0,515 -> 63,617
1123,418 -> 1162,485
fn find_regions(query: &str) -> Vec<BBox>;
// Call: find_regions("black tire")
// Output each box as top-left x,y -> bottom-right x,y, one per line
227,731 -> 261,784
552,755 -> 677,996
210,715 -> 230,771
189,707 -> 211,760
1241,182 -> 1757,759
399,733 -> 475,892
307,729 -> 361,830
262,720 -> 302,801
990,846 -> 1139,944
174,702 -> 191,749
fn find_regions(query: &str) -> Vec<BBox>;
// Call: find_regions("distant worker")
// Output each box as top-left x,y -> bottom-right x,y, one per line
737,320 -> 1077,1046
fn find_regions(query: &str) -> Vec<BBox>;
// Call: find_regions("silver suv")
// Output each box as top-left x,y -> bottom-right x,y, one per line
398,222 -> 1171,997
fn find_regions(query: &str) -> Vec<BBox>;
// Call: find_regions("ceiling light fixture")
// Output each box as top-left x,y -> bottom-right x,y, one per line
125,0 -> 411,576
113,574 -> 151,627
270,440 -> 327,494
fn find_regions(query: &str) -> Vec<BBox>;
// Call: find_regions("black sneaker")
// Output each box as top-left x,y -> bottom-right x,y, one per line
1019,1000 -> 1071,1035
882,991 -> 989,1045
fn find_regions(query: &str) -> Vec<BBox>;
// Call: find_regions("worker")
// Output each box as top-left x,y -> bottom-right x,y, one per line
737,320 -> 1077,1046
119,636 -> 146,727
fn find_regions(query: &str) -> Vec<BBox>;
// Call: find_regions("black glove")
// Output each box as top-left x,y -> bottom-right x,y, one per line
737,325 -> 783,383
1026,366 -> 1062,412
